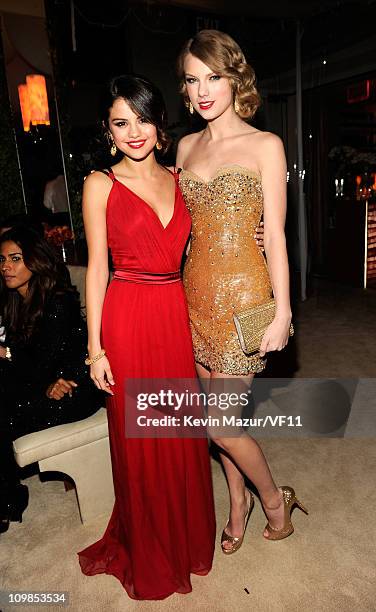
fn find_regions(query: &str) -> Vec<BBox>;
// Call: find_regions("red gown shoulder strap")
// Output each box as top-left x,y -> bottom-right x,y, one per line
96,168 -> 116,181
163,166 -> 179,178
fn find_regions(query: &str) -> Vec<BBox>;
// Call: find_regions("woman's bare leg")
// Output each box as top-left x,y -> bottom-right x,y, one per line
195,363 -> 249,549
218,452 -> 250,549
208,371 -> 285,538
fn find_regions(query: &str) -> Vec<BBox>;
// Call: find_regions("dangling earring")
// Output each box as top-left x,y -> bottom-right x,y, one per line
185,100 -> 194,115
108,133 -> 117,157
234,99 -> 240,114
156,141 -> 162,151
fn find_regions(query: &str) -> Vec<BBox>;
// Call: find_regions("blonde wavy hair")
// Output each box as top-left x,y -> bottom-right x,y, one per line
176,29 -> 261,120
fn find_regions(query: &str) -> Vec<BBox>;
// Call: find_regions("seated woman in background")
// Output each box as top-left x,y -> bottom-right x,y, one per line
0,225 -> 104,533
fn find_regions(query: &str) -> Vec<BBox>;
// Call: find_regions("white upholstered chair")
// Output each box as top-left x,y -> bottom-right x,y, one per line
12,265 -> 115,524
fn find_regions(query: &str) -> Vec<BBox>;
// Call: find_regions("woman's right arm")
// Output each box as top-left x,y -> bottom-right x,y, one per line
82,172 -> 114,394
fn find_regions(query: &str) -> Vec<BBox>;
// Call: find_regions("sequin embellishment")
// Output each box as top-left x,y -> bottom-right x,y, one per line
180,166 -> 272,375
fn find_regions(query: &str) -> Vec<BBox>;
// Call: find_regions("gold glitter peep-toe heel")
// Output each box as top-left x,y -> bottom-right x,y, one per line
221,488 -> 254,554
263,485 -> 308,541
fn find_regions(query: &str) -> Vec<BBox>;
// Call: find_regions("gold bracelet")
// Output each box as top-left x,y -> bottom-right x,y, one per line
5,346 -> 12,361
85,349 -> 106,365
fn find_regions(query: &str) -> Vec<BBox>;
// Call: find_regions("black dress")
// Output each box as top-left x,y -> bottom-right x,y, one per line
0,290 -> 104,486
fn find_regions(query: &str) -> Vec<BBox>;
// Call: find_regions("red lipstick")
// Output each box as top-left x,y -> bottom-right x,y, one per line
127,140 -> 146,149
198,101 -> 214,110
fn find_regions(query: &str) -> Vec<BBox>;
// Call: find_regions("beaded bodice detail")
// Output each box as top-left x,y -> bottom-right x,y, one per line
180,165 -> 264,259
179,165 -> 272,375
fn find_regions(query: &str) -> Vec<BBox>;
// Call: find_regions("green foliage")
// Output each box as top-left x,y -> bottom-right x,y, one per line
329,146 -> 376,175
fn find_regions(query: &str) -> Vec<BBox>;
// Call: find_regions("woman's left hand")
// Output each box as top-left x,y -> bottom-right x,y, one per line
46,378 -> 78,400
259,316 -> 291,357
0,346 -> 6,359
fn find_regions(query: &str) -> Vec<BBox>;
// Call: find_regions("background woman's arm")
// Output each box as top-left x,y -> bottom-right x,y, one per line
1,293 -> 81,395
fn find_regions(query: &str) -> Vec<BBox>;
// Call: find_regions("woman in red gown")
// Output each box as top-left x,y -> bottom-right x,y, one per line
77,75 -> 215,600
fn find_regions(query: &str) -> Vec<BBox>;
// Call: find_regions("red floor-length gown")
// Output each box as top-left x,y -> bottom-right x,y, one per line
78,168 -> 216,600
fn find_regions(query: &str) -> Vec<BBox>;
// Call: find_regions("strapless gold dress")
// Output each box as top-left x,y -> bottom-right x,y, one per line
179,165 -> 272,375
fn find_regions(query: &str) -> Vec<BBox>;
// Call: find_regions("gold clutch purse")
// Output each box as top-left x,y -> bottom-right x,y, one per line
233,298 -> 294,356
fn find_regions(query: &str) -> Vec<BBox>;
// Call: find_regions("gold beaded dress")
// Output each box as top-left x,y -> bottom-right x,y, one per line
179,165 -> 272,375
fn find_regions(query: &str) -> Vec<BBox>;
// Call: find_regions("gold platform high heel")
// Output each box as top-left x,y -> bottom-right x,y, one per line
263,485 -> 308,541
221,489 -> 254,555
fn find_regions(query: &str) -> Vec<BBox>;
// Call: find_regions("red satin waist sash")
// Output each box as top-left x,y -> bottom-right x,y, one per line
113,270 -> 181,284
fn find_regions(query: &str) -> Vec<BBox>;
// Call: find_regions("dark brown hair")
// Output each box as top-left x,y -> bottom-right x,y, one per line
177,30 -> 261,120
101,74 -> 171,154
0,225 -> 76,342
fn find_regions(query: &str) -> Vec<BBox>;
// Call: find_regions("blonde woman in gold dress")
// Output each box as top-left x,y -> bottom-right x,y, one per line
176,30 -> 307,552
